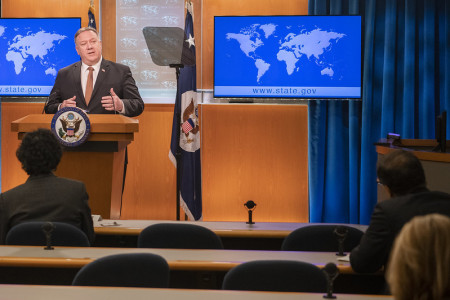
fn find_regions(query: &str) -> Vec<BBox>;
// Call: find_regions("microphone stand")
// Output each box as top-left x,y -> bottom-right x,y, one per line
42,92 -> 58,114
42,222 -> 55,250
109,91 -> 117,114
323,262 -> 339,299
334,226 -> 348,256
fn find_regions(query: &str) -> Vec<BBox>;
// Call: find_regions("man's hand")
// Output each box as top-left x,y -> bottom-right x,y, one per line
101,88 -> 123,112
60,96 -> 77,109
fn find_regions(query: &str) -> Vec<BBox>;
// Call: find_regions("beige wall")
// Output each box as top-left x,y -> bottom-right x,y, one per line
1,0 -> 309,221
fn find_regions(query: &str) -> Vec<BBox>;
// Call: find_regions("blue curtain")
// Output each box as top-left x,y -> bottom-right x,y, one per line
308,0 -> 449,224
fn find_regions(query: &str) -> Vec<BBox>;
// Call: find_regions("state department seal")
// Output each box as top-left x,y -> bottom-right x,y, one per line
51,107 -> 91,147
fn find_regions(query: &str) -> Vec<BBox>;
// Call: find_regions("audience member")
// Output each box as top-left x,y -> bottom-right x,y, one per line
386,214 -> 450,300
350,149 -> 450,273
0,129 -> 95,244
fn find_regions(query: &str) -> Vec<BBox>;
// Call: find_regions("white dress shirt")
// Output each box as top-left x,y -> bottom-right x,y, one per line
81,58 -> 102,97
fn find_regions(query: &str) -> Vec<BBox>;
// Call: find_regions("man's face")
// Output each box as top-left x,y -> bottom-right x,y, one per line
75,30 -> 102,66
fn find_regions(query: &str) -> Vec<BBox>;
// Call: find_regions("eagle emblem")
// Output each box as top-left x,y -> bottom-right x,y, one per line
51,107 -> 90,147
180,90 -> 200,153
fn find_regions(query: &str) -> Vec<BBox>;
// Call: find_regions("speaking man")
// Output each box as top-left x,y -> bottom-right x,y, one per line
44,27 -> 144,117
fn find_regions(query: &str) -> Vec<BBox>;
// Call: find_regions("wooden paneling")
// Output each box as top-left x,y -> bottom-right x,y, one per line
100,0 -> 116,62
1,103 -> 42,192
201,0 -> 309,89
201,104 -> 309,222
1,0 -> 99,28
120,104 -> 177,219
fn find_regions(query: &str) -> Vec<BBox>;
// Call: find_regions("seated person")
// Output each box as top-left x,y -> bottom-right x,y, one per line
386,214 -> 450,300
350,149 -> 450,273
0,129 -> 95,244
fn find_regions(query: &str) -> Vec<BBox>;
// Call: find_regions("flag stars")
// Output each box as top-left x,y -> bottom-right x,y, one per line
186,34 -> 195,48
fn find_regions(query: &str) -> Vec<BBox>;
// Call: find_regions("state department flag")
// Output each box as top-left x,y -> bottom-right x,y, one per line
169,2 -> 202,221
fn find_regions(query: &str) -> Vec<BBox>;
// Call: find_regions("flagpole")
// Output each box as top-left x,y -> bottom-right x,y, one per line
171,63 -> 184,221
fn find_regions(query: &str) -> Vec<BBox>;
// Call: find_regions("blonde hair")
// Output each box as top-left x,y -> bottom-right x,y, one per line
386,214 -> 450,300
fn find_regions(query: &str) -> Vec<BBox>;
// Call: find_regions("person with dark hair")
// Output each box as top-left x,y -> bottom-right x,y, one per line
44,27 -> 144,117
350,149 -> 450,273
0,129 -> 94,244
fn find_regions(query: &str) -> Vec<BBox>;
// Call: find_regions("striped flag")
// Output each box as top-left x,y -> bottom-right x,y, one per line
168,2 -> 202,220
88,0 -> 97,29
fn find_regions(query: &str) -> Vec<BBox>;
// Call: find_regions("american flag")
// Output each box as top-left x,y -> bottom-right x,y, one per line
88,1 -> 97,30
182,119 -> 194,134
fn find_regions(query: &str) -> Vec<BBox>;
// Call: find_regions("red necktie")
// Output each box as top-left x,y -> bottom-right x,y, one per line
85,67 -> 94,105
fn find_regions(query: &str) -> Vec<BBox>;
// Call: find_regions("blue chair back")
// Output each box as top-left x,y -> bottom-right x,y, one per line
281,225 -> 363,252
222,260 -> 327,292
5,221 -> 90,247
137,223 -> 223,249
72,253 -> 170,288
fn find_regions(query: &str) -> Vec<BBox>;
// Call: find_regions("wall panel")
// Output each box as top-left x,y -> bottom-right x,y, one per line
1,0 -> 99,27
201,104 -> 309,222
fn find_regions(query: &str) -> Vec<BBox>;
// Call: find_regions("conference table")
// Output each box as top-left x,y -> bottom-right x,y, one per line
0,284 -> 393,300
93,220 -> 368,249
0,245 -> 384,294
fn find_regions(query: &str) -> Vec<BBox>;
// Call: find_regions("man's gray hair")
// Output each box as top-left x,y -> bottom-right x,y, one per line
74,27 -> 99,44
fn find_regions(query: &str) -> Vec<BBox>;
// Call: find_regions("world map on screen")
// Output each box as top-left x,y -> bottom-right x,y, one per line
0,19 -> 80,96
226,24 -> 345,83
2,28 -> 66,76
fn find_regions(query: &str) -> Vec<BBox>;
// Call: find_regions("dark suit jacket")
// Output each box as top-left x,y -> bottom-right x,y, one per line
0,174 -> 95,245
44,59 -> 144,117
350,188 -> 450,273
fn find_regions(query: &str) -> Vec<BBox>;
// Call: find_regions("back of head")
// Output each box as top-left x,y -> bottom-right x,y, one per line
376,149 -> 426,196
16,129 -> 62,176
386,214 -> 450,300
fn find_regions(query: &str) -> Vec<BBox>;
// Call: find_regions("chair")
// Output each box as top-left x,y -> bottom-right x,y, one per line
137,223 -> 224,249
281,225 -> 364,252
5,221 -> 90,247
222,260 -> 327,292
72,253 -> 169,288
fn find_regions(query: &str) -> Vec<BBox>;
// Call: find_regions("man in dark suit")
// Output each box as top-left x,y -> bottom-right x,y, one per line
350,149 -> 450,273
44,27 -> 144,117
0,129 -> 95,244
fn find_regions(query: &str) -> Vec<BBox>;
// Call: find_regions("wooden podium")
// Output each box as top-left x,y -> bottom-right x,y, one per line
11,114 -> 139,219
376,139 -> 450,202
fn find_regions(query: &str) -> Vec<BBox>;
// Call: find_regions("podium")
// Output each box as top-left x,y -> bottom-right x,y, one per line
376,139 -> 450,202
11,114 -> 139,219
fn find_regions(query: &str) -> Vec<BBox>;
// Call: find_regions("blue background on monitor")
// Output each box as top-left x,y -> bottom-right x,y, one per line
214,16 -> 361,98
0,18 -> 81,96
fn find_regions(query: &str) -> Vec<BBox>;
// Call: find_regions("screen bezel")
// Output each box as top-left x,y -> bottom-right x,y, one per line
0,17 -> 82,98
213,15 -> 363,101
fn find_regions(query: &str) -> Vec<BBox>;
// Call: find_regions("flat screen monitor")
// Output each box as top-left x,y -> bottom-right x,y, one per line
0,18 -> 81,97
214,15 -> 362,100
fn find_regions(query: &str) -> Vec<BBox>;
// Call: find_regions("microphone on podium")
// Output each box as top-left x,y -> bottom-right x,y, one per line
42,92 -> 58,114
323,262 -> 339,299
109,91 -> 117,114
41,222 -> 55,250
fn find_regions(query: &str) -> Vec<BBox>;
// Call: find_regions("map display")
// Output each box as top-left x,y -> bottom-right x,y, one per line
0,18 -> 81,96
214,16 -> 361,99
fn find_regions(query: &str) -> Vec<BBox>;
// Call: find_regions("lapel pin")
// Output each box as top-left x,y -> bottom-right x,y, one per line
102,68 -> 105,72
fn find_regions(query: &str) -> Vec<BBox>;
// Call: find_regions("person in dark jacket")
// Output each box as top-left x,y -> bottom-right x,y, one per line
350,149 -> 450,273
0,129 -> 95,244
